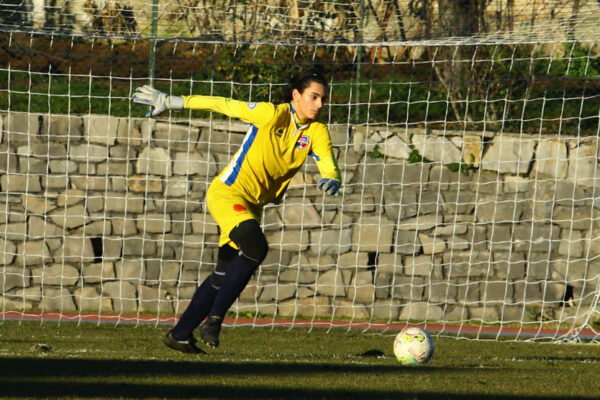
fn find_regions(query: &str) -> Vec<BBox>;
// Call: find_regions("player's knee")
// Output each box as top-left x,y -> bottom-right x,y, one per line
210,271 -> 224,289
229,219 -> 268,268
218,244 -> 238,263
211,245 -> 237,289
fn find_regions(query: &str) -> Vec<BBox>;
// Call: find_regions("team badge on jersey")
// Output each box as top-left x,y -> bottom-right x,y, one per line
296,135 -> 310,149
233,204 -> 247,212
247,102 -> 257,110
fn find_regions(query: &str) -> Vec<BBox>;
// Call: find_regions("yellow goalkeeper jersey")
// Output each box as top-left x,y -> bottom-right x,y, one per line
183,95 -> 341,205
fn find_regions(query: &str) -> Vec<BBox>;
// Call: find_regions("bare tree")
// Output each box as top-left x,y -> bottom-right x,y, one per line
437,0 -> 486,37
568,0 -> 582,41
406,1 -> 491,123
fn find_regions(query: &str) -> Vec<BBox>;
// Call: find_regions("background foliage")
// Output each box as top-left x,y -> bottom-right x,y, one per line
1,31 -> 598,135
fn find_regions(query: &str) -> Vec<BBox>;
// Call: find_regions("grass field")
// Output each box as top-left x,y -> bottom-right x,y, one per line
1,321 -> 599,400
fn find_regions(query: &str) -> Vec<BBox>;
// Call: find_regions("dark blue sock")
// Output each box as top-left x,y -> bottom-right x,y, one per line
171,276 -> 217,340
208,255 -> 256,319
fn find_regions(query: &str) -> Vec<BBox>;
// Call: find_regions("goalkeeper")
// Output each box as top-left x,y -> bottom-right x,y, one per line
132,71 -> 341,353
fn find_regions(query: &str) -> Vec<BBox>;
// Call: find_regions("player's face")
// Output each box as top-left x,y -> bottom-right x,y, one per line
292,82 -> 327,122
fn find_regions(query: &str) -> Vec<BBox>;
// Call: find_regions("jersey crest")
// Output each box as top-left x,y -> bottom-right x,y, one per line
296,135 -> 310,150
233,204 -> 247,212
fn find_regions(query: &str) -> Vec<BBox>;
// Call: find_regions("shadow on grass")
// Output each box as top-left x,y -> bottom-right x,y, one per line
0,357 -> 593,400
1,382 -> 590,400
1,356 -> 486,378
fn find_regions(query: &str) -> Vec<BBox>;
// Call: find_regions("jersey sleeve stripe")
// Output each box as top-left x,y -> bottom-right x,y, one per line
220,124 -> 259,186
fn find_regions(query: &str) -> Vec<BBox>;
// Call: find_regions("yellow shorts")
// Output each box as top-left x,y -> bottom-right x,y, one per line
206,179 -> 263,248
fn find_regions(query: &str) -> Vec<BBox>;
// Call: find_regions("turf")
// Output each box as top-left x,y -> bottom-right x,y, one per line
0,321 -> 599,399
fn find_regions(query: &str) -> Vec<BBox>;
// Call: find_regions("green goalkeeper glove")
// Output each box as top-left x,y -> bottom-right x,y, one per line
132,85 -> 184,117
317,178 -> 340,196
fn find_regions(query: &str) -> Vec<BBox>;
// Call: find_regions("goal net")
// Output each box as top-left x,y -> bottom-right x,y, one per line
1,0 -> 600,342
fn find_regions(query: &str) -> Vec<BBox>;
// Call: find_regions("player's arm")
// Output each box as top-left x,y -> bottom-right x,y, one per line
311,125 -> 342,196
183,96 -> 275,126
132,86 -> 275,125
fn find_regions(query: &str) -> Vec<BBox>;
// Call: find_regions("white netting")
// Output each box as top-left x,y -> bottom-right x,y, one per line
1,1 -> 600,342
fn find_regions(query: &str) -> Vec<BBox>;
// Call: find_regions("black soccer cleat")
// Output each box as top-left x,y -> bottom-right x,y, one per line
201,316 -> 222,348
163,330 -> 206,354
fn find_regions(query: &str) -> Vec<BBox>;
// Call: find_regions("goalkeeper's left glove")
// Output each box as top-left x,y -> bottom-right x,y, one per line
317,178 -> 340,196
132,85 -> 184,117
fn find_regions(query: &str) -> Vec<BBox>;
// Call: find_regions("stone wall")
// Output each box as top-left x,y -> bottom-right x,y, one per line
1,111 -> 600,327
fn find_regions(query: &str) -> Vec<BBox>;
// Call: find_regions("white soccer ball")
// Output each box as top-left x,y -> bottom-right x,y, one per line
393,327 -> 434,365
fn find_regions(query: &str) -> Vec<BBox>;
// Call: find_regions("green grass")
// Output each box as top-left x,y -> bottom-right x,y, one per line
1,321 -> 599,399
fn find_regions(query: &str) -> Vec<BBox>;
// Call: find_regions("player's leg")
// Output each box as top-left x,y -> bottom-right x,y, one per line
165,244 -> 237,353
198,179 -> 265,348
201,219 -> 268,348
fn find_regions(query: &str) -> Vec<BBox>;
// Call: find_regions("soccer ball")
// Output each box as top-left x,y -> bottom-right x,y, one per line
393,327 -> 434,365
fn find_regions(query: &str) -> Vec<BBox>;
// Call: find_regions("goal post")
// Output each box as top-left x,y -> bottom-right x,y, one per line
1,1 -> 600,342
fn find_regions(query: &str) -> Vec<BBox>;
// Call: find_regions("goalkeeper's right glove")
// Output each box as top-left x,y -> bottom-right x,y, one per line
132,85 -> 184,117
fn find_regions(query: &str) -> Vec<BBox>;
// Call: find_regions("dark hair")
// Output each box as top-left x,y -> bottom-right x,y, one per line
284,70 -> 328,103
